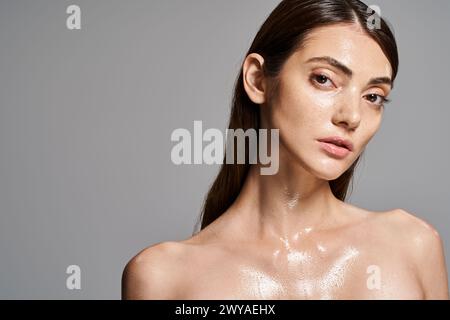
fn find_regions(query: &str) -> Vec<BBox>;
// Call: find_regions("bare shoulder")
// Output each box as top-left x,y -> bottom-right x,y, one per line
341,204 -> 442,247
376,208 -> 442,243
375,208 -> 448,299
121,241 -> 188,300
370,208 -> 443,253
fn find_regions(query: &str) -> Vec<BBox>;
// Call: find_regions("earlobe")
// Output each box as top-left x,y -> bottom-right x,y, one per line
242,53 -> 266,104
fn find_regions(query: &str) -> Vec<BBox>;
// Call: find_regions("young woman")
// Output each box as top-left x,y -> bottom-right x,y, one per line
122,0 -> 448,299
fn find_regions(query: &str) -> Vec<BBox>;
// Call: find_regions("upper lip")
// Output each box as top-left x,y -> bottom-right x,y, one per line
317,136 -> 354,151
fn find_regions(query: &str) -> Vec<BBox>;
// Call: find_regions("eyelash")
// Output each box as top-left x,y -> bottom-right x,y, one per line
365,94 -> 391,107
310,73 -> 391,107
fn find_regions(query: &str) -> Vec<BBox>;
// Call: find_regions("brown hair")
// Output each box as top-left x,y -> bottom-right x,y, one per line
195,0 -> 399,232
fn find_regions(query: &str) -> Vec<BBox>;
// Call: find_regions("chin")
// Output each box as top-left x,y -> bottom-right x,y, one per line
318,171 -> 344,181
282,144 -> 350,180
307,158 -> 349,181
311,168 -> 344,181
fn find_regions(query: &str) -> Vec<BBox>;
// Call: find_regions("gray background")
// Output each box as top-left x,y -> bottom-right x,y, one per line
0,0 -> 449,299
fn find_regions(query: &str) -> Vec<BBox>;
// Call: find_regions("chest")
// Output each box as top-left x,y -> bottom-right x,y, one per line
180,247 -> 424,299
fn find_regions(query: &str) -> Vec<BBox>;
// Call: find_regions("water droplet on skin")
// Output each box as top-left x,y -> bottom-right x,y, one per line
318,246 -> 360,294
304,227 -> 313,234
239,267 -> 287,299
287,251 -> 312,265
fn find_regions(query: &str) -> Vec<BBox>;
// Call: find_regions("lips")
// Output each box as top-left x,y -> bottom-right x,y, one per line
317,136 -> 354,152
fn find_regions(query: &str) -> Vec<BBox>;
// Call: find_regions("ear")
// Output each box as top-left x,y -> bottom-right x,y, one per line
242,53 -> 267,104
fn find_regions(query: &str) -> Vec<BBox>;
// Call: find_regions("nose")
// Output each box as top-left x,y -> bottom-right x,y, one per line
332,89 -> 361,131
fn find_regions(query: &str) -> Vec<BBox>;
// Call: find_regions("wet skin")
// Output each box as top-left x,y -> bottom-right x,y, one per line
122,23 -> 449,300
172,207 -> 432,299
123,205 -> 447,299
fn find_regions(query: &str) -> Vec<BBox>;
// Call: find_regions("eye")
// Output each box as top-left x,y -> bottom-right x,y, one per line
310,73 -> 335,88
364,93 -> 390,107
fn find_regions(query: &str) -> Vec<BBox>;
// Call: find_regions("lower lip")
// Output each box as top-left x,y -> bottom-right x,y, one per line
317,141 -> 351,159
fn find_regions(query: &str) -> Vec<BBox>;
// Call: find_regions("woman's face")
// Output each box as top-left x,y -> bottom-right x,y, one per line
263,23 -> 393,180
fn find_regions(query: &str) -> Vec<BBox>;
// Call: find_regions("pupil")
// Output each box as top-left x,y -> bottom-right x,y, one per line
318,75 -> 327,83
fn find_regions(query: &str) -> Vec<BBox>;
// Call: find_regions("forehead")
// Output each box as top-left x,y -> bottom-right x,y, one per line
291,23 -> 392,79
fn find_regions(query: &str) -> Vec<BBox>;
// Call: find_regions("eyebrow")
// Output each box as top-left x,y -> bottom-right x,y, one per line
305,56 -> 393,88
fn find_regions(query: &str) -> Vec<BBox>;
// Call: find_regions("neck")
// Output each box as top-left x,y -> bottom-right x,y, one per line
230,150 -> 344,243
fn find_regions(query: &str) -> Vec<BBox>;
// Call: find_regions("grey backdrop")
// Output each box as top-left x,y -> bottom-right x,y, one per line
0,0 -> 449,299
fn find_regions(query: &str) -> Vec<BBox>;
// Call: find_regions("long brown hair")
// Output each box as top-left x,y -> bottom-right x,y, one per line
195,0 -> 399,232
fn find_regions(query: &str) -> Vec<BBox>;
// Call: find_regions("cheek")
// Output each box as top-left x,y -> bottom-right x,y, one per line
271,82 -> 336,133
361,117 -> 382,146
363,100 -> 384,126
